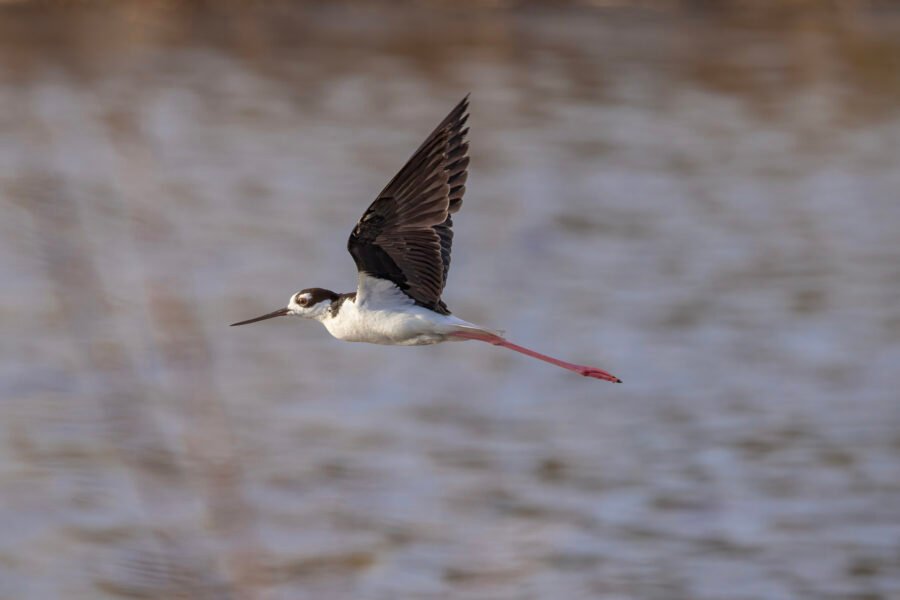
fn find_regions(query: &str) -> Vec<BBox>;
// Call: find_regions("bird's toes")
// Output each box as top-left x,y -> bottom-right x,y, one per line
578,367 -> 621,383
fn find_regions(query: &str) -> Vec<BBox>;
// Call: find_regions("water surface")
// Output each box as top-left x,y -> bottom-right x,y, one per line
1,3 -> 899,599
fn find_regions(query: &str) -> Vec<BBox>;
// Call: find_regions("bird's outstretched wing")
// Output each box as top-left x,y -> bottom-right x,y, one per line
347,96 -> 470,315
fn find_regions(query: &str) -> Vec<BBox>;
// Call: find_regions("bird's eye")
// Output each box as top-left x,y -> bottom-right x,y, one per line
296,295 -> 308,307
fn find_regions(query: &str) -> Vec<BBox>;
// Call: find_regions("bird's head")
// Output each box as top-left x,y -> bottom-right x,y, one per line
231,288 -> 338,326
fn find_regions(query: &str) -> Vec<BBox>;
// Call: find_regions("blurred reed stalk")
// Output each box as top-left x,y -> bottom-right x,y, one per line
17,105 -> 266,599
21,175 -> 228,598
104,108 -> 268,598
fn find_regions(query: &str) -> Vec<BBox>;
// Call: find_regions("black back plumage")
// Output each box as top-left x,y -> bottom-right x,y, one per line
347,96 -> 470,315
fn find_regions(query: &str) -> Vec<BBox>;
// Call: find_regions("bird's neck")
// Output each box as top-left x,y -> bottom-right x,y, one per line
316,291 -> 358,321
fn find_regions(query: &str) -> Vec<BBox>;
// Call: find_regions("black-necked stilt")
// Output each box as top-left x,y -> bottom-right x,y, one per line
232,97 -> 621,383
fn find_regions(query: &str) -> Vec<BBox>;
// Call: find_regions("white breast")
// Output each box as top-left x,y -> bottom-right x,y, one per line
319,275 -> 475,346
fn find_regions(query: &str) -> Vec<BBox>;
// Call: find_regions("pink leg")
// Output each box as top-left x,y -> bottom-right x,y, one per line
451,331 -> 622,383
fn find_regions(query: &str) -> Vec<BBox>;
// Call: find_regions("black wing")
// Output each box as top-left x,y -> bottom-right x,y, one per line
347,96 -> 470,315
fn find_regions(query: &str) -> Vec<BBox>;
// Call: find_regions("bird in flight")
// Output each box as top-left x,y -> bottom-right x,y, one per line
232,97 -> 621,383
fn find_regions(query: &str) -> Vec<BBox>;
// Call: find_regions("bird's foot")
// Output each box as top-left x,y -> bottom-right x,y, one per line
577,366 -> 622,383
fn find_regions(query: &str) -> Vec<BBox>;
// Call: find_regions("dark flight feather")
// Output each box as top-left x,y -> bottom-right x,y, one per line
348,96 -> 470,315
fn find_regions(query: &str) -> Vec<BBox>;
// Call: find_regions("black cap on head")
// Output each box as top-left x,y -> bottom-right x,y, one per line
298,288 -> 339,305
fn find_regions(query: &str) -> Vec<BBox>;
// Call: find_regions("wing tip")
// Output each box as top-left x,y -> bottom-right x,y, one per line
451,94 -> 470,121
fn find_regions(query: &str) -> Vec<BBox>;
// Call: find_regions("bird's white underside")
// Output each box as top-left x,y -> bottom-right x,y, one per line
316,274 -> 491,346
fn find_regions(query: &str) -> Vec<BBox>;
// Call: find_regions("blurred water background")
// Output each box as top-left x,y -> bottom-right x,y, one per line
2,1 -> 900,599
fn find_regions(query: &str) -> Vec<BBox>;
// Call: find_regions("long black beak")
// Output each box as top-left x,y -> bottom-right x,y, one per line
230,307 -> 290,326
